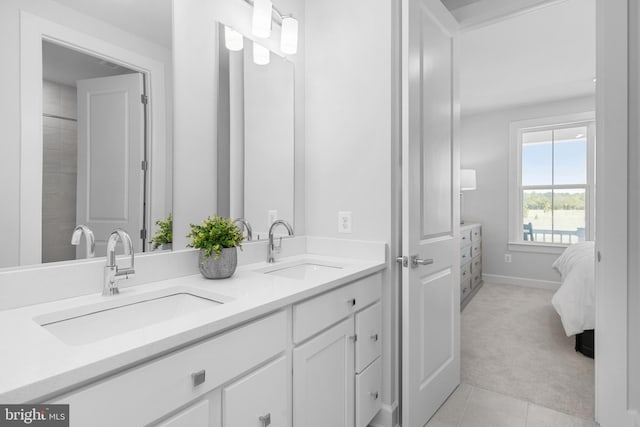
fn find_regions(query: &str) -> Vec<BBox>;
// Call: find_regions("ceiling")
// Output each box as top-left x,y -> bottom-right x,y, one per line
458,0 -> 595,115
50,0 -> 172,49
43,41 -> 137,87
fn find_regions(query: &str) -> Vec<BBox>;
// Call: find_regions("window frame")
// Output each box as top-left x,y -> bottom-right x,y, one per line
508,112 -> 596,253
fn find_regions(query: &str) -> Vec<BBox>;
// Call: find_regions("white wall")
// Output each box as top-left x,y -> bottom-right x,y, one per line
0,0 -> 171,268
460,95 -> 595,284
305,0 -> 400,424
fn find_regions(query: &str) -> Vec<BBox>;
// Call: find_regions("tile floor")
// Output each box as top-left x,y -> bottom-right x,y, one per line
426,383 -> 598,427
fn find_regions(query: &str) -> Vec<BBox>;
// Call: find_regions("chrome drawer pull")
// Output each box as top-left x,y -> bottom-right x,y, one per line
191,370 -> 206,387
370,333 -> 379,342
349,334 -> 358,342
370,391 -> 379,400
259,413 -> 271,426
346,298 -> 356,307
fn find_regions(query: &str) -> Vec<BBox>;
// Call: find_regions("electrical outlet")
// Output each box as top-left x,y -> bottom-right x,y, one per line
338,211 -> 352,233
268,210 -> 278,227
504,253 -> 512,263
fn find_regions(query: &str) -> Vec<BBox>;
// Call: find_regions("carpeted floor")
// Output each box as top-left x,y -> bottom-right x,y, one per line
461,282 -> 595,420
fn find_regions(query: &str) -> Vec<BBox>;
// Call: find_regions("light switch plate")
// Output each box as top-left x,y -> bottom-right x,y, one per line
338,211 -> 352,233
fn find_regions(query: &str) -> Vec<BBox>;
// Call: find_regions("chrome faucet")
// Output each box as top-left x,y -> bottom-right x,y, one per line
103,229 -> 135,296
234,218 -> 253,241
71,225 -> 95,258
267,220 -> 294,263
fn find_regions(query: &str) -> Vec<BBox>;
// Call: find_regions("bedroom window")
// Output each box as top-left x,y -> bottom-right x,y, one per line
509,113 -> 595,249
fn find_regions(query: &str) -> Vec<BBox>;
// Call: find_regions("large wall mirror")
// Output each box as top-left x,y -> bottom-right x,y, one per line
215,23 -> 295,239
9,0 -> 173,268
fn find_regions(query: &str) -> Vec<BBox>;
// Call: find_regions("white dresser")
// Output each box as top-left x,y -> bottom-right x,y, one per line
460,223 -> 483,309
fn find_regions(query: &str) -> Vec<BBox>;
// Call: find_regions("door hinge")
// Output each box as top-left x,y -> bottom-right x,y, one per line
141,94 -> 148,104
140,229 -> 147,240
396,256 -> 408,267
141,160 -> 148,171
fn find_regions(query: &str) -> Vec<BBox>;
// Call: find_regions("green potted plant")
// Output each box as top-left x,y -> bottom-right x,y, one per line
151,213 -> 173,250
187,215 -> 244,279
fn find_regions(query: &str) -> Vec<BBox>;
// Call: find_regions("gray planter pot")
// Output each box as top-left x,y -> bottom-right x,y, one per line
198,247 -> 237,279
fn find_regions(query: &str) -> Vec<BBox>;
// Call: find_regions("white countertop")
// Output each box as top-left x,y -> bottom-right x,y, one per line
0,253 -> 385,403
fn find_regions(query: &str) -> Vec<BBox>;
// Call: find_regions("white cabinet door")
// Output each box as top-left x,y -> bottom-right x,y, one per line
155,399 -> 212,427
293,318 -> 355,427
223,356 -> 289,427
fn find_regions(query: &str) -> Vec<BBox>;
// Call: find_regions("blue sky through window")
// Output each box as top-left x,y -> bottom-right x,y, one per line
522,130 -> 587,186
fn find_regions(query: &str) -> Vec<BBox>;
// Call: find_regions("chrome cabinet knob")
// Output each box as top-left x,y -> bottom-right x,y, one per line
259,413 -> 271,426
346,298 -> 356,307
369,391 -> 379,400
191,370 -> 206,386
370,333 -> 379,342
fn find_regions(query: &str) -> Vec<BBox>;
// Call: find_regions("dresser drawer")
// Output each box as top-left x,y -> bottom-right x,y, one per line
461,277 -> 471,302
50,311 -> 287,426
293,274 -> 382,344
471,240 -> 481,258
471,255 -> 482,275
471,226 -> 482,241
460,228 -> 472,245
471,257 -> 482,289
356,356 -> 382,427
355,302 -> 382,373
460,246 -> 472,264
460,263 -> 470,282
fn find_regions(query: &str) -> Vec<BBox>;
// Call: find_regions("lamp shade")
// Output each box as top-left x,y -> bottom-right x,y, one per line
280,16 -> 299,55
460,169 -> 477,191
224,26 -> 243,51
252,0 -> 273,38
253,41 -> 270,65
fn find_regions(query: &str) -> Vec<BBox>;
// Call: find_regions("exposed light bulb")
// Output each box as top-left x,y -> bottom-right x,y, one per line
253,42 -> 270,65
280,16 -> 299,55
252,0 -> 273,38
224,26 -> 243,51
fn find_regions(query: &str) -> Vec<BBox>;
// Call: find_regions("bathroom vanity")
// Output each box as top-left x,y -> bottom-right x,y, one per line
0,239 -> 386,427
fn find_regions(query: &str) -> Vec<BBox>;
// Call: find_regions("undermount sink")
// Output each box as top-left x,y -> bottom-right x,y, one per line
257,260 -> 344,280
35,290 -> 226,346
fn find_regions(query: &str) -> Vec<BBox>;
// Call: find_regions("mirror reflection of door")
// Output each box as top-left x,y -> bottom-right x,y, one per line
42,41 -> 146,262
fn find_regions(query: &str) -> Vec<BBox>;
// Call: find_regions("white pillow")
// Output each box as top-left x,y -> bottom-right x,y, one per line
552,241 -> 595,278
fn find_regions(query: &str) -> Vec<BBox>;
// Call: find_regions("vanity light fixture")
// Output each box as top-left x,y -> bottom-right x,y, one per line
253,41 -> 270,65
280,16 -> 299,55
224,26 -> 244,51
252,0 -> 273,38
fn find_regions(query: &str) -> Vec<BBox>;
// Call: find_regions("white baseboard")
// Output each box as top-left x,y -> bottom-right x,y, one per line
369,402 -> 399,427
483,274 -> 561,291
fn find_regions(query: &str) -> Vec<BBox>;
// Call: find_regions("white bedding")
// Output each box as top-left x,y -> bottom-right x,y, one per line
551,241 -> 596,336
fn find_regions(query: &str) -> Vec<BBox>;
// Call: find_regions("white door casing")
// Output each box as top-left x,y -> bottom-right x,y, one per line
401,0 -> 460,426
76,74 -> 145,256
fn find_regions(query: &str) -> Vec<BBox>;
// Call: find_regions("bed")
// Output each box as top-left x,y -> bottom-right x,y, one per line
551,241 -> 595,358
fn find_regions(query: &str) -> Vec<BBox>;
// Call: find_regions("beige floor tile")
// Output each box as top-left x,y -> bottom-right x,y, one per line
459,404 -> 527,427
425,418 -> 457,427
431,383 -> 473,426
526,403 -> 596,427
466,387 -> 529,419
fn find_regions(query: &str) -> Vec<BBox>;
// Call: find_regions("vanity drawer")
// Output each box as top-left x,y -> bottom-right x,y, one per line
460,246 -> 472,265
222,356 -> 288,427
471,241 -> 481,258
355,302 -> 382,373
460,228 -> 472,245
471,226 -> 482,241
293,274 -> 382,344
50,311 -> 287,427
461,277 -> 471,302
356,356 -> 382,427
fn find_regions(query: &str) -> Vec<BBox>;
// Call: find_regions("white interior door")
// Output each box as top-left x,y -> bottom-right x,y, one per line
76,73 -> 145,257
401,0 -> 460,426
